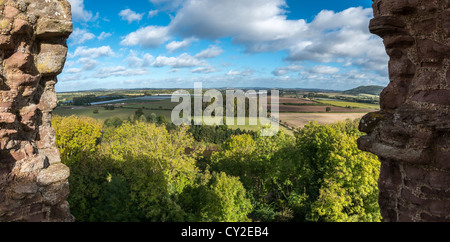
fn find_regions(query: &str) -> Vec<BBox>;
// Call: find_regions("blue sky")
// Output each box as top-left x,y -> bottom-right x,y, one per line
60,0 -> 388,92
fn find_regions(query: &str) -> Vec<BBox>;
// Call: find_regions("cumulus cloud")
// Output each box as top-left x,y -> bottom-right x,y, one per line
121,26 -> 170,48
94,66 -> 149,79
194,46 -> 224,59
153,53 -> 206,68
191,66 -> 218,74
119,9 -> 145,23
148,10 -> 159,18
121,1 -> 386,76
226,69 -> 254,76
68,0 -> 95,22
78,58 -> 98,71
69,28 -> 95,45
126,50 -> 155,68
65,68 -> 83,74
169,0 -> 305,50
71,46 -> 115,58
296,69 -> 387,90
272,65 -> 303,76
149,0 -> 185,11
285,8 -> 387,70
166,38 -> 197,53
309,65 -> 340,75
98,32 -> 112,41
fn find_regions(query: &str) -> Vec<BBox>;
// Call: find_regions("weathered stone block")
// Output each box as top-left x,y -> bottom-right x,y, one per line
35,43 -> 68,75
379,161 -> 403,191
0,34 -> 13,49
369,16 -> 407,37
4,52 -> 33,71
391,0 -> 418,15
36,163 -> 70,187
410,90 -> 450,106
4,6 -> 19,19
36,18 -> 72,38
0,16 -> 12,34
12,18 -> 32,35
417,39 -> 450,62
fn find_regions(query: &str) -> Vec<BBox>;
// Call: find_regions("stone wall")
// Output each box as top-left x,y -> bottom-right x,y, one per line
359,0 -> 450,222
0,0 -> 72,222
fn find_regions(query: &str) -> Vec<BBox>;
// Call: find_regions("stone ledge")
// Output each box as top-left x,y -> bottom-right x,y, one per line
36,163 -> 70,187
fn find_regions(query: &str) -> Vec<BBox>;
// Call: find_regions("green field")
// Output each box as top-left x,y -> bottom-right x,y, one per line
315,99 -> 380,110
54,107 -> 173,121
54,89 -> 376,135
53,106 -> 293,134
121,100 -> 179,110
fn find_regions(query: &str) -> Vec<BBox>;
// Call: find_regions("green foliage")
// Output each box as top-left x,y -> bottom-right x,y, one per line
293,121 -> 381,222
134,108 -> 144,119
104,117 -> 123,127
210,132 -> 296,221
180,172 -> 252,222
53,114 -> 380,222
209,119 -> 380,222
54,116 -> 253,222
52,115 -> 103,162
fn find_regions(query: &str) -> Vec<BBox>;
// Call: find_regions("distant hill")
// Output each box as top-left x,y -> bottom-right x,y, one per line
343,85 -> 384,96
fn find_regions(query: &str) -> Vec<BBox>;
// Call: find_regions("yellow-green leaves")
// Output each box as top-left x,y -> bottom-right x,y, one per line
295,121 -> 381,222
52,115 -> 103,162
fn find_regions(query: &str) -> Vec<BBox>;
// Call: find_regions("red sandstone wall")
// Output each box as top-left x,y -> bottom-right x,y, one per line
359,0 -> 450,222
0,0 -> 73,222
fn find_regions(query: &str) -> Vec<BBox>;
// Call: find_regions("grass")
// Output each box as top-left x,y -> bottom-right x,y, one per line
54,107 -> 173,121
314,99 -> 380,110
121,100 -> 179,110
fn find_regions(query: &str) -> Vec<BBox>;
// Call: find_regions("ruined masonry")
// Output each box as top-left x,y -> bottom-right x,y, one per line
359,0 -> 450,222
0,0 -> 73,222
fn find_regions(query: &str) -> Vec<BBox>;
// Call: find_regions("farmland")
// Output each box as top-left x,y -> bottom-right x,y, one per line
54,87 -> 380,133
314,99 -> 380,110
279,112 -> 368,129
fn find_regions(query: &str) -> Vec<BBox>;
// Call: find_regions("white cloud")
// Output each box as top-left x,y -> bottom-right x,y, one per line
272,65 -> 303,76
65,68 -> 83,74
121,1 -> 387,76
148,10 -> 159,18
166,38 -> 197,53
121,26 -> 170,48
119,9 -> 145,23
153,53 -> 206,68
149,0 -> 185,11
191,66 -> 218,74
78,58 -> 98,71
68,0 -> 95,22
169,0 -> 306,52
69,28 -> 95,45
226,69 -> 254,76
60,73 -> 82,82
94,66 -> 149,79
72,46 -> 115,58
285,7 -> 388,72
309,65 -> 340,75
126,50 -> 155,68
296,69 -> 388,90
98,32 -> 112,41
194,46 -> 224,59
